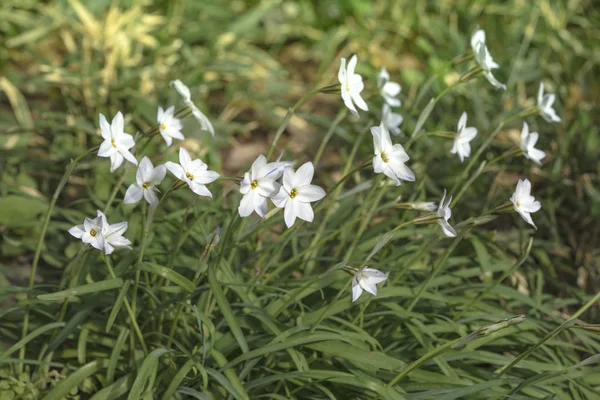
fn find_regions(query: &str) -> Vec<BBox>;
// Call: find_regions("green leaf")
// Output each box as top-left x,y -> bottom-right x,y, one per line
0,195 -> 47,226
37,279 -> 123,301
127,348 -> 171,400
41,360 -> 108,400
0,322 -> 65,360
140,263 -> 194,293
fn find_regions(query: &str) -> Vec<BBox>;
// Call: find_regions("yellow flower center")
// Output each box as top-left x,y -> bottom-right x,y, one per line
160,123 -> 167,130
251,180 -> 258,189
381,151 -> 390,163
90,229 -> 97,237
142,182 -> 151,189
516,201 -> 520,208
346,86 -> 351,92
111,139 -> 117,148
289,188 -> 298,199
185,172 -> 194,180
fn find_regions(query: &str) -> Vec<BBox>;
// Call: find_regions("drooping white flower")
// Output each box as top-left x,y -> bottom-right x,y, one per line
97,112 -> 138,172
510,179 -> 541,229
170,79 -> 215,136
351,266 -> 387,302
371,122 -> 415,186
382,104 -> 404,136
520,122 -> 546,165
470,29 -> 506,90
378,67 -> 402,107
68,213 -> 105,251
271,162 -> 326,228
537,82 -> 561,123
157,106 -> 185,147
239,155 -> 291,218
124,156 -> 167,206
450,112 -> 478,162
165,148 -> 220,197
437,190 -> 457,237
97,210 -> 132,255
338,55 -> 369,117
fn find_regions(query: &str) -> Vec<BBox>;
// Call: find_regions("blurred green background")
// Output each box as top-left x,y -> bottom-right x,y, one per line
1,0 -> 599,398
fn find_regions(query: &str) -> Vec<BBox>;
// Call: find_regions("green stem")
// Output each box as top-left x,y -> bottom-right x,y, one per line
18,146 -> 98,374
103,255 -> 148,355
266,87 -> 322,160
313,109 -> 346,167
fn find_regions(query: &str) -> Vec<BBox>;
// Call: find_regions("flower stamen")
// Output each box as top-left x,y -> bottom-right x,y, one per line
251,180 -> 258,189
381,151 -> 390,163
111,139 -> 117,148
289,188 -> 298,199
185,172 -> 194,180
90,229 -> 97,237
142,182 -> 151,189
160,123 -> 167,130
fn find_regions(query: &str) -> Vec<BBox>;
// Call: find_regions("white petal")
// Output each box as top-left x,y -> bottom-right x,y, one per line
347,55 -> 357,76
99,113 -> 111,140
189,182 -> 212,197
194,170 -> 220,185
238,191 -> 259,217
171,79 -> 191,102
110,153 -> 124,172
111,112 -> 124,136
283,201 -> 298,228
178,147 -> 192,170
165,162 -> 185,180
137,157 -> 154,183
68,224 -> 85,239
296,185 -> 326,203
271,187 -> 288,208
295,202 -> 314,223
120,149 -> 138,166
98,140 -> 117,157
439,220 -> 457,237
338,58 -> 347,84
351,276 -> 363,302
124,184 -> 143,204
293,162 -> 314,187
143,189 -> 158,205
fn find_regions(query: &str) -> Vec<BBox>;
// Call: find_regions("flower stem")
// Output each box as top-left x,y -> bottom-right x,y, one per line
18,145 -> 98,374
266,87 -> 322,160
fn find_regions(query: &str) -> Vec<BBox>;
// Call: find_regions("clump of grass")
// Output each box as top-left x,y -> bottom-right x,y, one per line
1,1 -> 599,399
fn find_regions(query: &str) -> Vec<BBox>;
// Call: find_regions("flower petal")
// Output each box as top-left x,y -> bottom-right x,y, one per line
296,184 -> 326,203
124,184 -> 143,204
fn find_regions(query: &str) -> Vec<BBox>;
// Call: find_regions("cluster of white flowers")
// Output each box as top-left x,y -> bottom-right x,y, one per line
341,28 -> 559,302
68,28 -> 560,305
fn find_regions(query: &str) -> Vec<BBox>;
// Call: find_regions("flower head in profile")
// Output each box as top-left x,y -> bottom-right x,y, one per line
371,122 -> 415,186
378,67 -> 402,107
158,106 -> 184,147
97,211 -> 132,255
450,112 -> 478,162
170,79 -> 215,136
124,156 -> 167,206
338,55 -> 369,117
68,213 -> 105,251
470,29 -> 506,90
382,104 -> 404,136
239,155 -> 291,218
510,179 -> 541,229
165,148 -> 220,198
97,112 -> 138,172
437,190 -> 457,237
520,122 -> 545,165
537,82 -> 561,123
272,162 -> 326,228
352,267 -> 387,302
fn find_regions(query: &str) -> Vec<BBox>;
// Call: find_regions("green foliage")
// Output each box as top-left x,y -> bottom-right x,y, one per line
1,0 -> 599,399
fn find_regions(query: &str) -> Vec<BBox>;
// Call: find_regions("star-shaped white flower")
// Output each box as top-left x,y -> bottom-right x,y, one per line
96,210 -> 132,255
239,155 -> 291,218
450,112 -> 478,162
338,55 -> 369,117
272,162 -> 326,228
510,178 -> 541,229
520,122 -> 545,165
437,190 -> 457,237
97,112 -> 138,172
371,122 -> 415,186
470,29 -> 506,90
378,67 -> 402,107
68,213 -> 105,251
351,266 -> 387,302
124,156 -> 167,206
170,79 -> 215,136
537,82 -> 561,123
382,104 -> 404,136
165,148 -> 220,197
157,106 -> 185,147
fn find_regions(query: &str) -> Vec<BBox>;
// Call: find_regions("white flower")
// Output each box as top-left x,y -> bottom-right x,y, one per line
450,112 -> 478,162
382,104 -> 404,136
165,148 -> 220,197
378,67 -> 402,107
272,162 -> 326,228
351,267 -> 387,302
68,213 -> 105,251
157,106 -> 184,147
510,179 -> 541,229
97,112 -> 138,172
437,190 -> 457,237
239,155 -> 291,218
520,122 -> 546,165
124,156 -> 167,206
371,122 -> 415,185
97,211 -> 132,255
170,79 -> 215,136
470,29 -> 506,90
537,82 -> 561,123
338,55 -> 369,117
